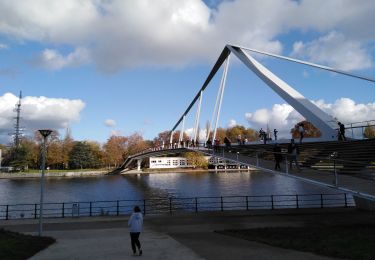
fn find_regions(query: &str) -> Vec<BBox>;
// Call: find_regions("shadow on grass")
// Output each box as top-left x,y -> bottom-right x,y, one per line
0,228 -> 55,260
216,225 -> 375,260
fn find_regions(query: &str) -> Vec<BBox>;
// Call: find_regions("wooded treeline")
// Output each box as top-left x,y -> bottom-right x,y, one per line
1,121 -> 373,171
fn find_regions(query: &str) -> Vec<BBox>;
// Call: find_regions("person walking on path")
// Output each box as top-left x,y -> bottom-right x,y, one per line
273,143 -> 282,170
298,123 -> 305,144
338,122 -> 346,141
288,139 -> 301,171
128,206 -> 143,256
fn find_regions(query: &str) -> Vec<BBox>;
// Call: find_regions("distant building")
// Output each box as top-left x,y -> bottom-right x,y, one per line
149,156 -> 229,169
149,157 -> 190,169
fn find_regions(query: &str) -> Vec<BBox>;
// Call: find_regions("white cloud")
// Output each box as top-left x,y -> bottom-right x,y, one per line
104,119 -> 116,127
0,43 -> 8,49
0,92 -> 85,141
0,0 -> 374,71
34,47 -> 91,70
245,98 -> 375,138
227,119 -> 237,128
184,128 -> 194,138
313,98 -> 375,124
291,31 -> 373,71
110,130 -> 122,136
184,127 -> 208,141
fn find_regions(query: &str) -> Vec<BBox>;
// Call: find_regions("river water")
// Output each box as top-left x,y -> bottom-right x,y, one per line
0,171 -> 339,205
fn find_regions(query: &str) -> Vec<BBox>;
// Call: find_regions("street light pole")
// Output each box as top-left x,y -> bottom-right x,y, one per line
38,129 -> 52,236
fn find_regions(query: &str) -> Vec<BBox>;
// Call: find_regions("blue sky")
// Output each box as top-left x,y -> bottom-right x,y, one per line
0,0 -> 374,143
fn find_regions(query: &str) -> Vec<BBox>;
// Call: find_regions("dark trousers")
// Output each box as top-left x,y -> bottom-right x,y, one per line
130,232 -> 141,253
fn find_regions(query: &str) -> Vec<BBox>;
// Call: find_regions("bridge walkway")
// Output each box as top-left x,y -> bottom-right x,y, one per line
191,146 -> 375,199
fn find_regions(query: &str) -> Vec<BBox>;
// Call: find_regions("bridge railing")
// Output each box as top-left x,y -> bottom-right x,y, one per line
0,193 -> 354,220
343,120 -> 375,139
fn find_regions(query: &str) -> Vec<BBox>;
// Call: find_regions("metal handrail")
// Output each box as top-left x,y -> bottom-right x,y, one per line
218,145 -> 375,167
0,193 -> 354,220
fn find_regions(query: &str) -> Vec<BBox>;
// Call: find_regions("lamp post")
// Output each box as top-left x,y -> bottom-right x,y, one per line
38,129 -> 52,236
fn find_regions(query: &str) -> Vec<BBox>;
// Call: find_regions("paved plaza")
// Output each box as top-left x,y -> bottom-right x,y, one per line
1,208 -> 374,259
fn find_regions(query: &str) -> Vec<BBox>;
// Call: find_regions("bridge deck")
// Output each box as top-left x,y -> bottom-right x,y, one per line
193,146 -> 375,199
121,139 -> 375,200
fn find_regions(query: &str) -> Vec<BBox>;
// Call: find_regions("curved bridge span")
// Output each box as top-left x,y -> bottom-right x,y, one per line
120,139 -> 375,204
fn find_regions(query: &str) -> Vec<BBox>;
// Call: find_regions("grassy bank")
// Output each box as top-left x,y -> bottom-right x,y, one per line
217,225 -> 375,260
24,168 -> 109,173
0,229 -> 55,259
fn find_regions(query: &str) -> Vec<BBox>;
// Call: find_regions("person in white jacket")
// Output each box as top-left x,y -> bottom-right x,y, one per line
128,206 -> 143,255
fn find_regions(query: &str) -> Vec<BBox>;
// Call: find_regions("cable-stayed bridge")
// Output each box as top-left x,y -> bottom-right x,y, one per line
120,44 -> 375,207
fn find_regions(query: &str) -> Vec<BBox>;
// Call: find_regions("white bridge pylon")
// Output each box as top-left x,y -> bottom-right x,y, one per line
170,44 -> 375,143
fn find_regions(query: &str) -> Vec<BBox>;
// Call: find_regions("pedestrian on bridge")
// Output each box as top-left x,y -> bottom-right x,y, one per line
338,122 -> 346,141
298,123 -> 305,144
206,139 -> 212,149
237,134 -> 241,145
128,206 -> 143,256
224,136 -> 231,149
273,143 -> 282,170
288,139 -> 301,171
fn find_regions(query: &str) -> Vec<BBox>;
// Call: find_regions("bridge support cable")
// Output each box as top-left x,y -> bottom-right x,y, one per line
234,44 -> 375,84
193,90 -> 203,143
213,54 -> 231,142
227,45 -> 337,140
170,44 -> 374,145
206,71 -> 223,142
179,115 -> 186,147
171,47 -> 231,134
169,131 -> 174,148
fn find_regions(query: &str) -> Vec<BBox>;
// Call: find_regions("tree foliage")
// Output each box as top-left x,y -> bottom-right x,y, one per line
103,135 -> 128,168
184,152 -> 208,169
291,120 -> 322,139
364,124 -> 375,139
68,141 -> 98,169
226,125 -> 258,142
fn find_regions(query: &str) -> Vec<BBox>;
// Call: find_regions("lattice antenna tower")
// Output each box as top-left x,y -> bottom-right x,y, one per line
13,91 -> 23,147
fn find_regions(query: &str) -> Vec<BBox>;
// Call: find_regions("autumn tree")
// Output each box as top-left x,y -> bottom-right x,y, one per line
226,125 -> 258,142
364,124 -> 375,139
291,120 -> 322,139
154,130 -> 188,146
21,138 -> 40,169
184,151 -> 208,169
87,141 -> 105,168
46,140 -> 63,169
103,135 -> 128,168
213,127 -> 226,143
126,133 -> 149,156
153,130 -> 170,147
61,134 -> 74,169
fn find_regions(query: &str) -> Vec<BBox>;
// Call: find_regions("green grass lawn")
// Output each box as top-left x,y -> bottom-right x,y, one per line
0,229 -> 55,260
217,225 -> 375,260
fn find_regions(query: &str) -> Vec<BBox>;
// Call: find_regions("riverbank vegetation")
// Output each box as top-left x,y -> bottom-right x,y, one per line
217,225 -> 375,259
184,152 -> 209,169
0,229 -> 55,259
1,125 -> 262,172
1,121 -> 343,172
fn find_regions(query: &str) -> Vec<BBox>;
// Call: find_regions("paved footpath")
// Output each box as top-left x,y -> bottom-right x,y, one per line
1,208 -> 374,260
